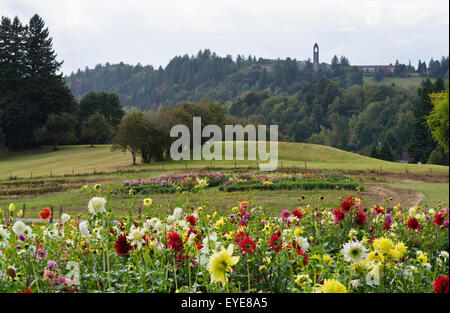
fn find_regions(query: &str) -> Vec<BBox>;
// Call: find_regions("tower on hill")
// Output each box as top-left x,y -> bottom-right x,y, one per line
313,43 -> 319,70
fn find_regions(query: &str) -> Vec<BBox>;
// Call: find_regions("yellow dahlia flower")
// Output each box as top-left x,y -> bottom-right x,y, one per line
317,279 -> 347,293
207,244 -> 240,286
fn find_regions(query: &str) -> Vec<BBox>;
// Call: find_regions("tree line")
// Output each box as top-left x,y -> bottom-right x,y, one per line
0,14 -> 125,150
65,50 -> 366,111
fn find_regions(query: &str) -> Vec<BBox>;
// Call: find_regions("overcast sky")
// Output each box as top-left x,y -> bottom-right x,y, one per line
1,0 -> 448,75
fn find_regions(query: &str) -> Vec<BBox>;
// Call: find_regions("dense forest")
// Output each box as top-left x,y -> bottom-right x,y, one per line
230,78 -> 448,163
65,51 -> 367,111
65,51 -> 449,111
65,52 -> 449,164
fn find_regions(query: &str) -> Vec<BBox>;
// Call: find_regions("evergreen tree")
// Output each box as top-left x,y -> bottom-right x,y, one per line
0,16 -> 29,148
407,78 -> 445,163
0,14 -> 77,149
370,145 -> 380,159
379,142 -> 395,161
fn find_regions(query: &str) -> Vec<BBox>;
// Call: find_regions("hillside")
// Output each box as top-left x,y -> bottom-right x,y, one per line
64,50 -> 365,110
0,142 -> 448,179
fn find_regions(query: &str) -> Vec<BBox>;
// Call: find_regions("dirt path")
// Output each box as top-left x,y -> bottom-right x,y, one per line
361,182 -> 425,208
358,172 -> 448,208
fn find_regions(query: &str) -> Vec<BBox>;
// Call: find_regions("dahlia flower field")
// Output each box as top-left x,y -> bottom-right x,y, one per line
122,170 -> 359,194
0,183 -> 448,293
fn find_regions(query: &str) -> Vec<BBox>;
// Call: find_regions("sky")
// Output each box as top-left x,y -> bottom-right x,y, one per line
1,0 -> 448,75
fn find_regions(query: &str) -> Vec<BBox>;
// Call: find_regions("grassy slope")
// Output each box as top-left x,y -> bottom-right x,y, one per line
385,182 -> 449,208
363,76 -> 426,89
0,142 -> 448,179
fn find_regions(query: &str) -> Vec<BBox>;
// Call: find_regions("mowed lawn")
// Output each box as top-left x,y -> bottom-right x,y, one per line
385,182 -> 449,208
0,142 -> 448,179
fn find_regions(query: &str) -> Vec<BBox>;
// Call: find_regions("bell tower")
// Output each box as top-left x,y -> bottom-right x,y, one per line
313,43 -> 319,70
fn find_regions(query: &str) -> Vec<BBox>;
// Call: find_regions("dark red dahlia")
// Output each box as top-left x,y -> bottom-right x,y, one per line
186,214 -> 197,226
354,209 -> 367,226
334,208 -> 346,223
407,217 -> 420,231
114,234 -> 132,256
239,236 -> 257,255
433,275 -> 449,293
292,208 -> 303,220
383,220 -> 391,230
167,232 -> 184,252
268,231 -> 283,252
434,213 -> 446,226
340,197 -> 354,212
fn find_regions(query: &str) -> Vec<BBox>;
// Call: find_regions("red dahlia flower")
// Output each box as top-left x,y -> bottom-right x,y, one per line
340,197 -> 354,212
434,213 -> 446,226
186,214 -> 197,226
334,208 -> 346,223
239,236 -> 257,255
167,232 -> 184,252
354,209 -> 367,226
233,230 -> 247,244
40,208 -> 52,220
114,234 -> 133,256
268,231 -> 283,252
433,275 -> 449,293
292,208 -> 303,220
407,217 -> 420,231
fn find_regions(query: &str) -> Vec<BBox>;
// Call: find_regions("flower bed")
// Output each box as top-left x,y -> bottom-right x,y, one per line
0,188 -> 448,293
123,170 -> 362,194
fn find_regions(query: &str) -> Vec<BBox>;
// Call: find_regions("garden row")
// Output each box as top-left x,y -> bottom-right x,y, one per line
0,183 -> 448,293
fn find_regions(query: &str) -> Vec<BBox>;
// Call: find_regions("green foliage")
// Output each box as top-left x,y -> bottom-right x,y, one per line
427,147 -> 449,166
37,113 -> 78,150
408,79 -> 446,163
111,112 -> 149,165
426,89 -> 449,153
378,142 -> 395,161
78,91 -> 125,130
231,81 -> 419,160
81,113 -> 113,146
219,181 -> 360,192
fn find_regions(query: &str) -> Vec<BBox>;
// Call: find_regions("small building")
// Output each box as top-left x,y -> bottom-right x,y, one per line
355,65 -> 395,74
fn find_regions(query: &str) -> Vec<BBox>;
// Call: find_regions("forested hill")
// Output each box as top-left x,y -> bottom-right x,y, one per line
64,49 -> 364,110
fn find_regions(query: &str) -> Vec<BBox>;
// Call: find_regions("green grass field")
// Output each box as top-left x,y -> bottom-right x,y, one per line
363,75 -> 426,89
1,142 -> 448,179
385,182 -> 449,208
0,142 -> 447,217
